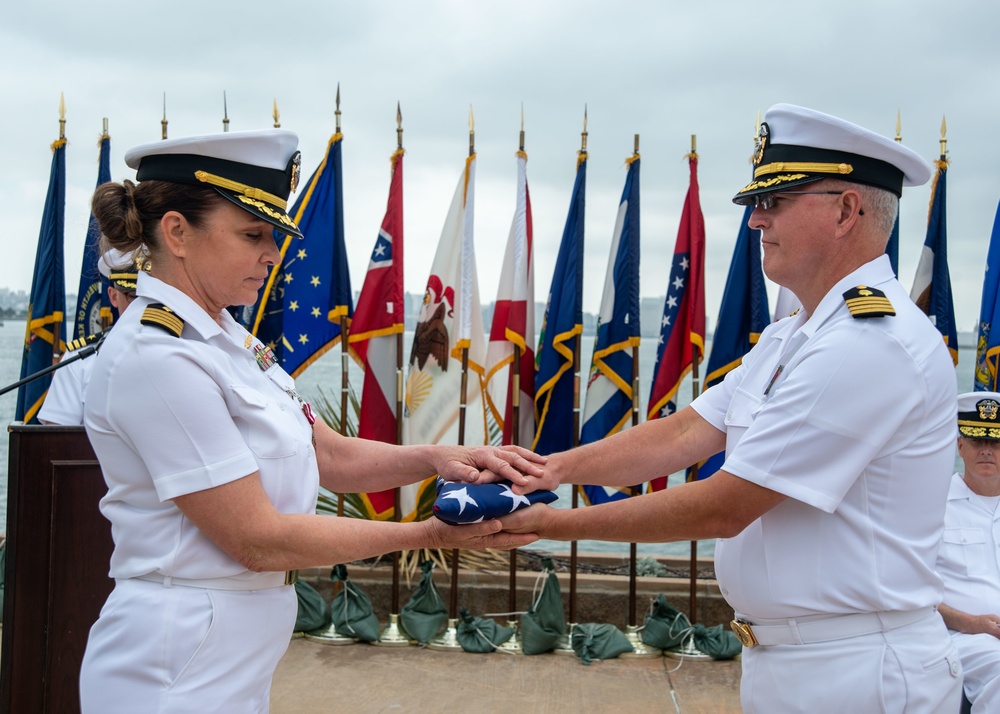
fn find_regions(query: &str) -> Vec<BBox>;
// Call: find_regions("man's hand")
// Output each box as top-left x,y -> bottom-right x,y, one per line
498,503 -> 557,537
435,444 -> 547,489
422,515 -> 538,551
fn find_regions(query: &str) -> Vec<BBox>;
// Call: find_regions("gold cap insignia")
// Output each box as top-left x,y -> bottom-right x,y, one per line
752,122 -> 769,166
978,399 -> 1000,422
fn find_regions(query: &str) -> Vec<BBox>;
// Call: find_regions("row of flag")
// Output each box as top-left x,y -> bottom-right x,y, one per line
18,119 -> 1000,521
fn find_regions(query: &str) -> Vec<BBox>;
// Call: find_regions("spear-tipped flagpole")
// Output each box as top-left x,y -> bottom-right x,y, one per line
566,104 -> 588,631
58,93 -> 66,140
273,99 -> 280,128
940,115 -> 948,160
222,91 -> 230,132
432,109 -> 476,652
377,101 -> 411,648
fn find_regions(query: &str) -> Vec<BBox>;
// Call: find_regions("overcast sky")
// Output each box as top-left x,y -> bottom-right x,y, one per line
2,0 -> 999,335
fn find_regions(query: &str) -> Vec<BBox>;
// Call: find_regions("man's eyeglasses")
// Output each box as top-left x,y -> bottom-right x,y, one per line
754,190 -> 863,215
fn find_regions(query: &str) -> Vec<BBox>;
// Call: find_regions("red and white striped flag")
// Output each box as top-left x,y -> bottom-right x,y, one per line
485,150 -> 535,447
349,149 -> 405,519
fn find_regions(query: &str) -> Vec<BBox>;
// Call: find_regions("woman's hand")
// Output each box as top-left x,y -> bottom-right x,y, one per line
435,444 -> 549,489
422,515 -> 538,551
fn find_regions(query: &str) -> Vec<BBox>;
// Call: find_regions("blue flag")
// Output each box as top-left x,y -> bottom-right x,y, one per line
975,199 -> 1000,391
73,132 -> 112,338
16,137 -> 67,423
249,132 -> 353,377
910,159 -> 957,365
432,477 -> 558,525
696,206 -> 770,480
579,154 -> 640,505
533,151 -> 586,456
886,214 -> 900,278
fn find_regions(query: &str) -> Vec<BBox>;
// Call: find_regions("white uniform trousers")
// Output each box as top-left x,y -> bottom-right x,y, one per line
80,577 -> 297,713
951,632 -> 1000,713
739,610 -> 962,713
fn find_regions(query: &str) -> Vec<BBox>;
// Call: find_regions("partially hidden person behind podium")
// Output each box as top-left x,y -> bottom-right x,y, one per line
500,104 -> 963,712
936,391 -> 1000,713
77,129 -> 544,714
37,249 -> 138,425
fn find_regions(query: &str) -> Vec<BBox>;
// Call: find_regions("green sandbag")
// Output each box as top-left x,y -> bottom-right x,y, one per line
293,579 -> 328,633
521,557 -> 565,655
456,608 -> 514,653
640,593 -> 690,650
329,564 -> 380,642
400,560 -> 448,644
571,623 -> 633,665
691,623 -> 743,659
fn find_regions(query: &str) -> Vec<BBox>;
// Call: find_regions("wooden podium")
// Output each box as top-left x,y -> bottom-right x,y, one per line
1,424 -> 113,714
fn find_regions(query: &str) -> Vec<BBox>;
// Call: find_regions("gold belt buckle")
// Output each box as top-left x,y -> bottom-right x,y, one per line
284,570 -> 299,586
730,619 -> 759,648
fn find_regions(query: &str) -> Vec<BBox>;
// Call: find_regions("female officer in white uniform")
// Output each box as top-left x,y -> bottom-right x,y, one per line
78,129 -> 543,713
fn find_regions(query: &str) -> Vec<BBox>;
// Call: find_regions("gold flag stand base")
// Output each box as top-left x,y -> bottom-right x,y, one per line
304,621 -> 357,646
496,619 -> 523,654
620,624 -> 662,659
426,618 -> 464,652
376,613 -> 412,647
553,622 -> 578,656
664,635 -> 713,661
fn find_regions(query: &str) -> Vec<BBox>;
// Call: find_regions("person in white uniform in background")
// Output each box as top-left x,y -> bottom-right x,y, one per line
38,250 -> 138,425
937,392 -> 1000,713
78,129 -> 544,714
501,104 -> 962,713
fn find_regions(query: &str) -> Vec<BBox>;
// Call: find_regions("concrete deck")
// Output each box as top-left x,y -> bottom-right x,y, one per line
271,636 -> 742,713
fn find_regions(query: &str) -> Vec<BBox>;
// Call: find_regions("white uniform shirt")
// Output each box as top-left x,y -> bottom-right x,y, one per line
38,345 -> 95,425
84,272 -> 319,582
936,473 -> 1000,617
692,255 -> 956,620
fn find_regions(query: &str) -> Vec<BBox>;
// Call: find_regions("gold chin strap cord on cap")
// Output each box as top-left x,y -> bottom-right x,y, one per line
193,170 -> 288,210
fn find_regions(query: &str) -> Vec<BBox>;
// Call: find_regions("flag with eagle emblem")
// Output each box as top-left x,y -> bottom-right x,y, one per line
402,154 -> 488,519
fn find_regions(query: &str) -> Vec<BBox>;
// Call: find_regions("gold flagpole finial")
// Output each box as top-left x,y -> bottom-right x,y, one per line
939,115 -> 947,159
469,104 -> 475,156
335,83 -> 341,133
581,104 -> 588,152
222,91 -> 230,133
161,92 -> 168,140
58,92 -> 66,139
755,110 -> 761,137
396,101 -> 403,150
273,99 -> 280,128
895,110 -> 902,143
102,117 -> 109,136
690,133 -> 697,158
519,102 -> 525,152
634,133 -> 639,155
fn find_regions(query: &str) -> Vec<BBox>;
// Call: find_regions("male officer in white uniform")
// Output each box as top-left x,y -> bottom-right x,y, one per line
937,392 -> 1000,713
502,104 -> 962,712
38,250 -> 138,425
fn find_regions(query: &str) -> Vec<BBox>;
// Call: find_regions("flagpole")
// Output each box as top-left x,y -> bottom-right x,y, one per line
623,134 -> 658,658
377,102 -> 410,647
273,99 -> 280,128
335,88 -> 352,441
687,135 -> 701,625
568,107 -> 587,627
433,110 -> 475,652
222,91 -> 229,133
504,112 -> 526,650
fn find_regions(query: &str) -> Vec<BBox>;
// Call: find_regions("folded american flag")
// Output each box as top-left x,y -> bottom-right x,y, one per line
432,477 -> 558,525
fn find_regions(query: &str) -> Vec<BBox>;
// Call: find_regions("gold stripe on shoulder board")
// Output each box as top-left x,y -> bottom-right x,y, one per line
843,285 -> 895,318
140,303 -> 184,337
